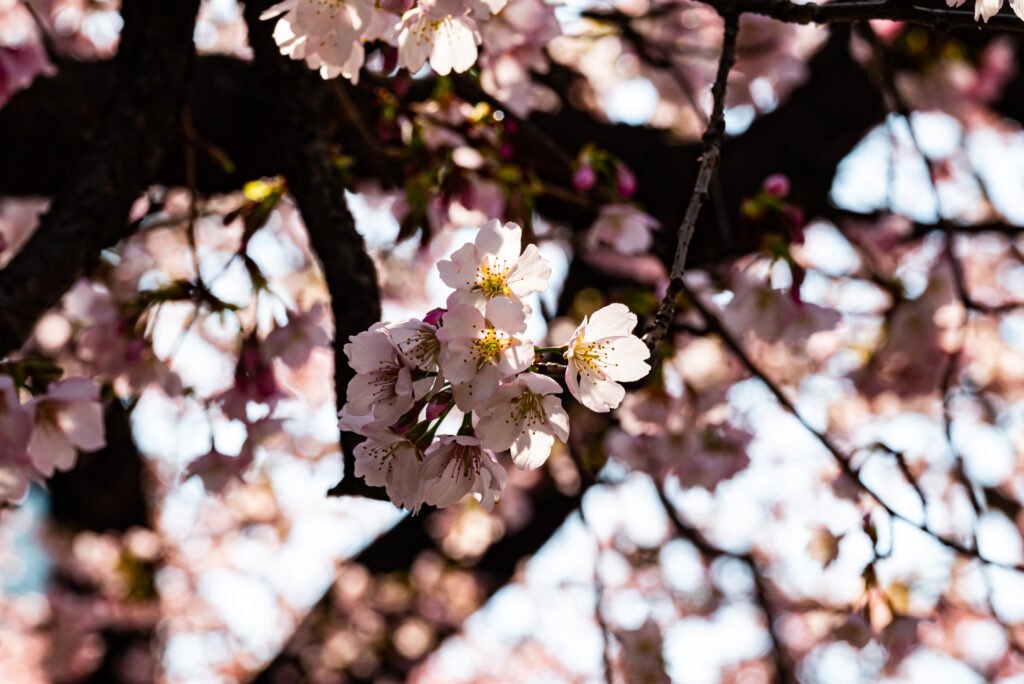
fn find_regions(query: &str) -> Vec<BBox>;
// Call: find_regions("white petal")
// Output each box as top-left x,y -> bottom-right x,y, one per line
579,375 -> 626,413
511,429 -> 554,470
584,303 -> 637,341
484,296 -> 527,334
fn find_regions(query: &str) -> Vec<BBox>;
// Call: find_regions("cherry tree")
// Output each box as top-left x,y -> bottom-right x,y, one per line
2,0 -> 1024,681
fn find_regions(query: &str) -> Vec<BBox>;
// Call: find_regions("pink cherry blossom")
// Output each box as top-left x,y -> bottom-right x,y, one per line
0,375 -> 32,503
436,299 -> 534,410
0,43 -> 55,108
418,434 -> 505,511
184,446 -> 254,494
584,204 -> 658,255
353,428 -> 425,511
263,302 -> 331,369
216,339 -> 290,422
25,377 -> 106,478
475,373 -> 569,470
564,303 -> 651,413
674,423 -> 752,492
477,0 -> 559,115
722,270 -> 840,344
437,219 -> 551,311
343,324 -> 422,428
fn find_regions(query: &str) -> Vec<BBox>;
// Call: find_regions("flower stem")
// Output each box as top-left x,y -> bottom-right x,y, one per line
534,345 -> 567,355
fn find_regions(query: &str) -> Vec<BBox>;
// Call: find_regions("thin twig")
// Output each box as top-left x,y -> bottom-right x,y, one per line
643,12 -> 739,353
680,281 -> 1024,574
654,484 -> 795,684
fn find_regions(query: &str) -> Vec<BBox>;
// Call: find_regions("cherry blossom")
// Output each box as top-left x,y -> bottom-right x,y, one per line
342,323 -> 423,427
477,0 -> 560,115
418,434 -> 505,511
263,302 -> 331,369
261,0 -> 375,80
353,428 -> 425,510
436,298 -> 534,410
0,43 -> 55,108
722,270 -> 840,344
475,373 -> 569,470
0,375 -> 32,503
184,445 -> 254,493
437,219 -> 551,311
584,204 -> 658,255
25,377 -> 106,478
388,317 -> 442,373
397,0 -> 482,77
216,339 -> 290,422
947,0 -> 1024,23
564,303 -> 651,413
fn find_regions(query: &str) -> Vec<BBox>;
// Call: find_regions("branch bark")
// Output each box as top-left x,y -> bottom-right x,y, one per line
0,0 -> 202,357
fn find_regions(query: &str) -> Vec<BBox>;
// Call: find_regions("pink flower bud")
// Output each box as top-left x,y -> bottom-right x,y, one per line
616,164 -> 637,198
426,391 -> 453,420
499,143 -> 513,159
423,308 -> 445,327
763,173 -> 791,199
504,118 -> 518,134
380,0 -> 414,12
125,337 -> 146,363
573,164 -> 597,192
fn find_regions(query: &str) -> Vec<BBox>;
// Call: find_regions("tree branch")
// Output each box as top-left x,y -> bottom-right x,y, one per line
680,282 -> 1024,573
644,12 -> 740,352
243,1 -> 382,495
707,0 -> 1024,33
0,0 -> 202,358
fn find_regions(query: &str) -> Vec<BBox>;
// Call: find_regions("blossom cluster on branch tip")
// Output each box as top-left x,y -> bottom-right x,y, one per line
338,218 -> 650,511
0,374 -> 106,504
946,0 -> 1024,23
261,0 -> 559,83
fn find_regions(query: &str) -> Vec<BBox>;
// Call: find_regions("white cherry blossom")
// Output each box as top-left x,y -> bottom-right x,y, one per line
475,373 -> 569,470
437,298 -> 534,409
437,219 -> 551,311
419,434 -> 505,510
354,428 -> 425,511
388,317 -> 442,372
564,303 -> 650,412
262,0 -> 375,80
947,0 -> 1024,22
397,0 -> 482,76
343,323 -> 424,427
25,377 -> 106,478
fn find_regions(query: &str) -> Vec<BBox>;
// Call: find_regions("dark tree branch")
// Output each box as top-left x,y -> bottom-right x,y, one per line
644,12 -> 740,352
0,0 -> 202,358
707,0 -> 1024,33
243,1 -> 382,495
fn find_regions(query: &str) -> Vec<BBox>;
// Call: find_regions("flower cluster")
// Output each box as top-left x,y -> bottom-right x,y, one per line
338,219 -> 650,511
0,374 -> 106,504
262,0 -> 517,81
